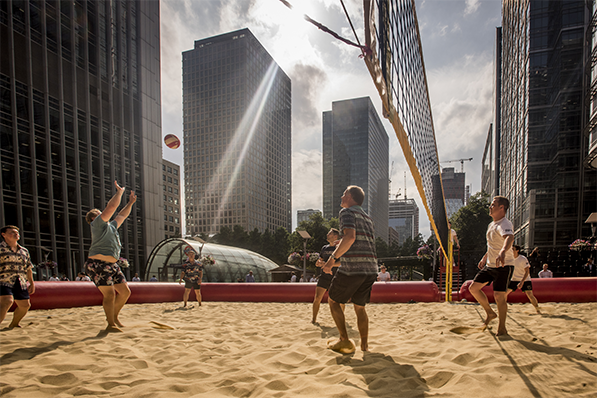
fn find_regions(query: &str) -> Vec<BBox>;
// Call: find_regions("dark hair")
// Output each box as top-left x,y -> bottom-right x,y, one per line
346,185 -> 365,205
493,196 -> 510,212
1,225 -> 19,234
512,245 -> 521,251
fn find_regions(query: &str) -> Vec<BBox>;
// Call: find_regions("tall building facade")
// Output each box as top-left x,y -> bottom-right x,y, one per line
388,198 -> 419,246
0,1 -> 162,278
162,159 -> 181,239
322,97 -> 389,242
183,29 -> 291,236
441,167 -> 466,219
499,0 -> 596,250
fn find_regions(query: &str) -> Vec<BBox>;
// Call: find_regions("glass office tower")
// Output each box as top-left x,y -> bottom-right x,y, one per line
0,1 -> 163,278
182,28 -> 291,235
500,0 -> 596,249
322,97 -> 389,242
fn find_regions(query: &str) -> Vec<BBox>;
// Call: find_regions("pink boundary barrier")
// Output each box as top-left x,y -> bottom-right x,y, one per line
15,281 -> 441,311
459,277 -> 597,303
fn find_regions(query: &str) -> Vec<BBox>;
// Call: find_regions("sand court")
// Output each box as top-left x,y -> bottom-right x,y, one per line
1,301 -> 595,397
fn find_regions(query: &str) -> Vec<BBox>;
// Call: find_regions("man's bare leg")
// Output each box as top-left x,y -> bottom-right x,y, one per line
112,283 -> 131,327
195,289 -> 202,306
98,285 -> 118,329
525,291 -> 541,313
469,282 -> 497,328
327,298 -> 355,353
494,291 -> 508,335
183,288 -> 191,307
353,304 -> 369,351
0,296 -> 14,325
312,286 -> 326,323
8,299 -> 30,328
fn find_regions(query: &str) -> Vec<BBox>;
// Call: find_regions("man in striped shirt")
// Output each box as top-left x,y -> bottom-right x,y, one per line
323,186 -> 378,353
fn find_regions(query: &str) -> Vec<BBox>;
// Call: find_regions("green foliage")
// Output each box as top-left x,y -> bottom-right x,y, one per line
450,191 -> 492,252
291,213 -> 339,253
398,234 -> 425,256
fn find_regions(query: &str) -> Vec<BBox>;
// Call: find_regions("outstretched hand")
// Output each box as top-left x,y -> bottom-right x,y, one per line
129,190 -> 137,204
114,180 -> 125,194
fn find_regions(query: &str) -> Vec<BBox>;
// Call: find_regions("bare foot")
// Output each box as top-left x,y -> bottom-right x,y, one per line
183,302 -> 187,307
481,311 -> 498,330
327,338 -> 356,354
535,307 -> 541,314
105,325 -> 123,333
311,320 -> 319,326
496,328 -> 509,336
115,320 -> 125,328
7,324 -> 22,329
361,341 -> 368,351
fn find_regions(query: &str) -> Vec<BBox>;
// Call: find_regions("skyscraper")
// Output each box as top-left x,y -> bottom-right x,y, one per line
0,1 -> 162,278
498,0 -> 596,249
162,159 -> 181,239
322,97 -> 389,242
182,28 -> 291,235
388,198 -> 419,246
441,167 -> 466,219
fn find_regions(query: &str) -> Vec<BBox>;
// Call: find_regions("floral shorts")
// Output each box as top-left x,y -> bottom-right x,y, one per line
85,259 -> 127,287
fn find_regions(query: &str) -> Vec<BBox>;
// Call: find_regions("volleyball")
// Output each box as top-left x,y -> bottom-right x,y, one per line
164,134 -> 181,149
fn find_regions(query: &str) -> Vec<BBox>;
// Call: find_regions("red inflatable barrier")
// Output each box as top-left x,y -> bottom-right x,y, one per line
459,277 -> 597,303
13,281 -> 441,311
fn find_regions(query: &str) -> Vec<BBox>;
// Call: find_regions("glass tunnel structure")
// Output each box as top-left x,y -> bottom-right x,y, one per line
144,238 -> 278,282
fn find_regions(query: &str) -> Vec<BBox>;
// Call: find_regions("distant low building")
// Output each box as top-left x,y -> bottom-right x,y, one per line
163,160 -> 181,239
297,209 -> 321,225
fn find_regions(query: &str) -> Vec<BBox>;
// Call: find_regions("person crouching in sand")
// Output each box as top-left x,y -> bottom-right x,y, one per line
85,181 -> 136,332
179,246 -> 203,307
507,245 -> 541,314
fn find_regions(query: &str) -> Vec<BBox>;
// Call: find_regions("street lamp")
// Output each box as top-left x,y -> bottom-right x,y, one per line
297,230 -> 311,281
585,212 -> 597,239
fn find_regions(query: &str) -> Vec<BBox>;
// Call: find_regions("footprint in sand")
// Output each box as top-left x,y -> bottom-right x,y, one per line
450,326 -> 486,335
150,321 -> 175,330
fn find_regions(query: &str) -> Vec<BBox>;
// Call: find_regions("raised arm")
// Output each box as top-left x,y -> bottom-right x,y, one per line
114,190 -> 137,228
100,181 -> 126,222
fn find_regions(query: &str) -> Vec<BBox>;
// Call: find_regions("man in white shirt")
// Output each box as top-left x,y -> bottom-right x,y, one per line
377,265 -> 391,281
506,245 -> 540,314
538,264 -> 553,278
469,196 -> 514,336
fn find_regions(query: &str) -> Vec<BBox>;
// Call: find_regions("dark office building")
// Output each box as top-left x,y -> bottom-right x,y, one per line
441,167 -> 466,219
162,159 -> 181,239
182,28 -> 291,235
322,97 -> 389,242
388,198 -> 418,246
0,1 -> 163,278
498,0 -> 596,250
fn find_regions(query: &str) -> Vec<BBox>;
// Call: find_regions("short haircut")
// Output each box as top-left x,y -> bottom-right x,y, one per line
346,185 -> 365,205
0,225 -> 19,235
85,209 -> 101,224
493,196 -> 510,212
512,244 -> 521,251
328,228 -> 340,236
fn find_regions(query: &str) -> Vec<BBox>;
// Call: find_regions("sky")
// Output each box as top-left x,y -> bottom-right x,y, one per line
159,0 -> 503,239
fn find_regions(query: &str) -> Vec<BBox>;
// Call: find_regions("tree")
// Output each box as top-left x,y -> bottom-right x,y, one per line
376,237 -> 391,258
399,234 -> 425,256
450,192 -> 492,253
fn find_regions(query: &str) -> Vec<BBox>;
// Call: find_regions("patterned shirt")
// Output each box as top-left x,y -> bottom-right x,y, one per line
0,241 -> 33,288
338,205 -> 378,275
182,260 -> 203,283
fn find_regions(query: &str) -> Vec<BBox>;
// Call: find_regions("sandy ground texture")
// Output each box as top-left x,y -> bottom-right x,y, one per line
1,301 -> 596,398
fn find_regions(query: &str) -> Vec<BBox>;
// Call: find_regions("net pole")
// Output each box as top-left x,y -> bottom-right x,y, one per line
446,236 -> 453,302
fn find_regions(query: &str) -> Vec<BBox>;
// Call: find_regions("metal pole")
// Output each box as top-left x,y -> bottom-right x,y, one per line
303,239 -> 307,282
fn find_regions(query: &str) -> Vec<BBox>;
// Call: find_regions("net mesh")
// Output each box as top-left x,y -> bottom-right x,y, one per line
363,0 -> 449,255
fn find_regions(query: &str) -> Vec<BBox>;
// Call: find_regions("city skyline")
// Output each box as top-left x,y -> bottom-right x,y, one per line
160,0 -> 502,238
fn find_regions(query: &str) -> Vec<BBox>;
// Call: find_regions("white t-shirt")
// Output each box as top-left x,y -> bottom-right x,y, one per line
378,271 -> 391,281
450,229 -> 457,243
486,217 -> 514,267
511,255 -> 531,282
538,270 -> 553,278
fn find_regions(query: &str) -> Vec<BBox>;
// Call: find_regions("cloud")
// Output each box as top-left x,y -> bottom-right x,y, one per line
464,0 -> 481,16
289,63 -> 328,132
292,149 -> 323,227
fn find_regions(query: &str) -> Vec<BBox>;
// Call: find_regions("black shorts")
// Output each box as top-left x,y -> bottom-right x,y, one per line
508,280 -> 533,292
473,266 -> 514,292
85,259 -> 127,287
0,279 -> 30,300
184,280 -> 201,290
328,272 -> 377,307
316,267 -> 338,290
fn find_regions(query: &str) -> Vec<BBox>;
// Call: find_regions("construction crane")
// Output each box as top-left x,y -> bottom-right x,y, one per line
388,161 -> 394,199
440,158 -> 473,173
